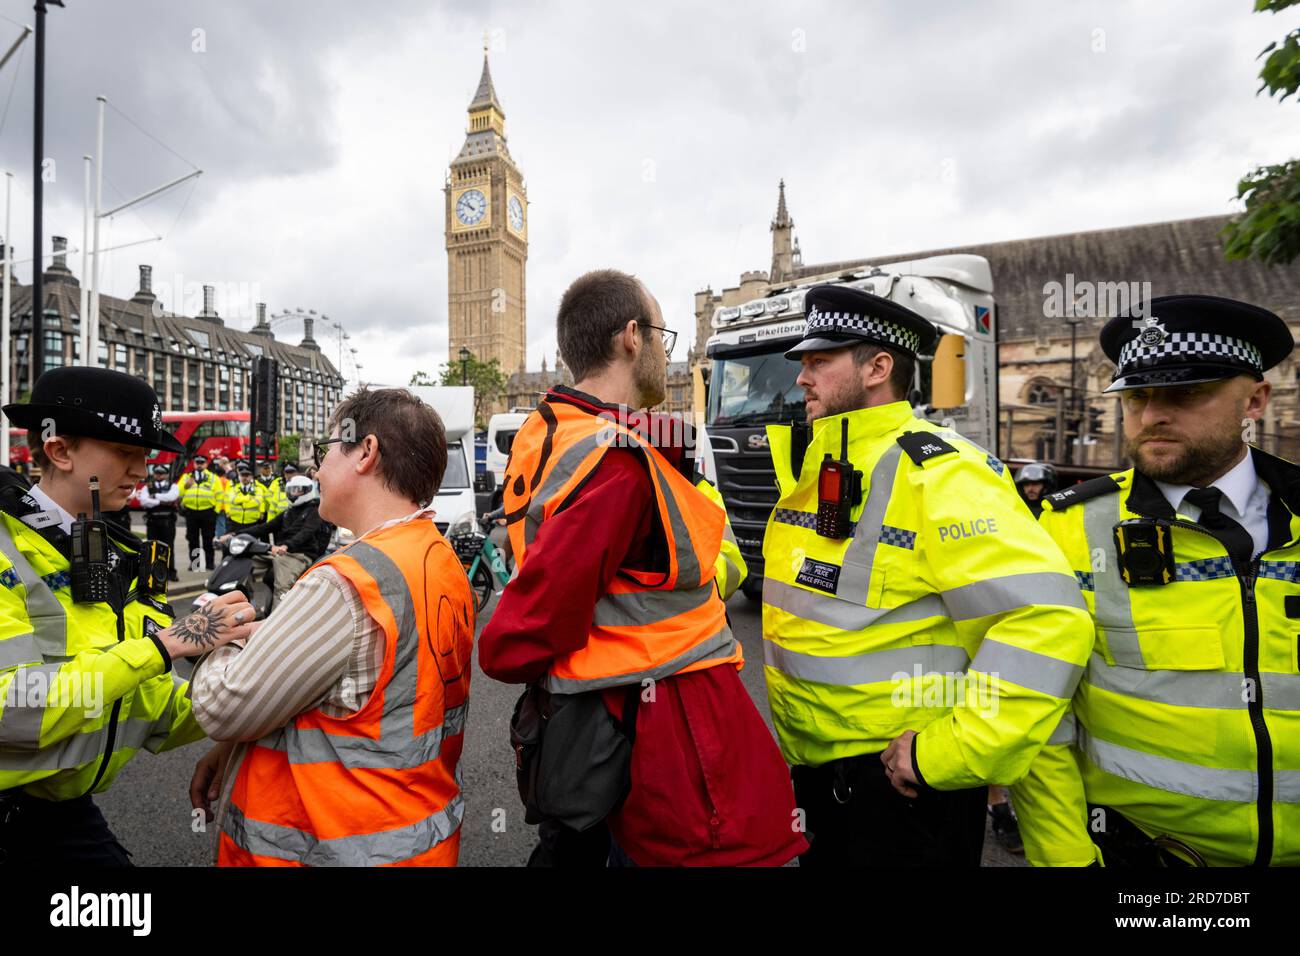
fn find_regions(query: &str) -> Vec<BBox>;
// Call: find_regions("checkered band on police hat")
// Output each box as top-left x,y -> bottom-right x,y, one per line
805,305 -> 923,354
98,412 -> 143,436
1116,330 -> 1263,376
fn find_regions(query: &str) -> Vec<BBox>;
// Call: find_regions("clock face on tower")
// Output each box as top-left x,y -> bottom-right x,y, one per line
456,188 -> 487,226
508,195 -> 524,231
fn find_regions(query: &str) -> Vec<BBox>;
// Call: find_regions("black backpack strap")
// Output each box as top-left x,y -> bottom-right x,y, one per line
621,682 -> 642,743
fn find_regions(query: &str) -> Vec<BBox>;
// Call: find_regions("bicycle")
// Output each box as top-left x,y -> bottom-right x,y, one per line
450,515 -> 513,612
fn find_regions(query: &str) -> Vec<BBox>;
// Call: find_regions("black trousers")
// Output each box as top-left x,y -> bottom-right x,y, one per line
144,511 -> 178,572
0,793 -> 133,867
792,753 -> 986,867
183,508 -> 217,573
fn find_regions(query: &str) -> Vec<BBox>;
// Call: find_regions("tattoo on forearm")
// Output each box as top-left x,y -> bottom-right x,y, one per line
171,605 -> 224,648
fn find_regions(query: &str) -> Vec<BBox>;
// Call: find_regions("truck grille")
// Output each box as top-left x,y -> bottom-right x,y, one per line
713,446 -> 778,576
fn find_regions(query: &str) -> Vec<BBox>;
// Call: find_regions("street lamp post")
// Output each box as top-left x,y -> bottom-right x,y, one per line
31,0 -> 63,376
459,346 -> 471,387
1065,314 -> 1082,465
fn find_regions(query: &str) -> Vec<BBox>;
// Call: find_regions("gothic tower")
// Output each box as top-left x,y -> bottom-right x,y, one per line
770,178 -> 797,284
446,51 -> 528,375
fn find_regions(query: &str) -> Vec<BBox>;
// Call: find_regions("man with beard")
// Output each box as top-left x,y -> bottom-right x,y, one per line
479,269 -> 806,867
763,284 -> 1094,866
1014,462 -> 1057,518
1012,294 -> 1300,867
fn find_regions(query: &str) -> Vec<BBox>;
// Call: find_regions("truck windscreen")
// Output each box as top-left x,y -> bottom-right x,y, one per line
708,353 -> 805,426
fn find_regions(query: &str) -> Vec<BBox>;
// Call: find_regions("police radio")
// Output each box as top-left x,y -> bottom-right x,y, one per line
1112,518 -> 1175,586
816,418 -> 863,539
70,476 -> 113,603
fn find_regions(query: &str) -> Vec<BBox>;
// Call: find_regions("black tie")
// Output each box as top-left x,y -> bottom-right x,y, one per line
1183,487 -> 1254,566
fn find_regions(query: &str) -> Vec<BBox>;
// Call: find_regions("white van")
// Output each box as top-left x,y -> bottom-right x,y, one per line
406,385 -> 481,536
486,411 -> 529,483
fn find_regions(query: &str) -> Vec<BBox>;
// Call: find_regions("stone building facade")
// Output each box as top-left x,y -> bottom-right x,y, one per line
3,239 -> 344,439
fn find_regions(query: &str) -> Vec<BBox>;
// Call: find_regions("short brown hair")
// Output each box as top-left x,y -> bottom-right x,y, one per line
329,387 -> 447,505
853,342 -> 915,402
556,269 -> 654,381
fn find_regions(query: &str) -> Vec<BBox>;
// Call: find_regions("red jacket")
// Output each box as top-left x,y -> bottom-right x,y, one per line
479,387 -> 806,866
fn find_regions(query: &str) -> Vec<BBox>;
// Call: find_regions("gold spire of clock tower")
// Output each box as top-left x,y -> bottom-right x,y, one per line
445,51 -> 528,377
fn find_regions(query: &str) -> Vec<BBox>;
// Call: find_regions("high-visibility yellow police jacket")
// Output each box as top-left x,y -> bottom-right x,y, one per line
178,469 -> 221,512
761,400 -> 1095,786
1011,448 -> 1300,866
697,478 -> 748,601
257,476 -> 286,520
0,503 -> 202,801
223,482 -> 266,526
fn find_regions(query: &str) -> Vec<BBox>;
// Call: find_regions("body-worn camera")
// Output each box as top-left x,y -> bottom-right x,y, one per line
1112,518 -> 1176,586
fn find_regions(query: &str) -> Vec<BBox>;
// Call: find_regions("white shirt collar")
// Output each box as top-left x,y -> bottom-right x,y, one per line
1154,448 -> 1258,518
25,484 -> 78,536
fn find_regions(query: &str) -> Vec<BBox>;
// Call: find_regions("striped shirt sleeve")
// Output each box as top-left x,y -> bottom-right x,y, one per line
190,567 -> 362,742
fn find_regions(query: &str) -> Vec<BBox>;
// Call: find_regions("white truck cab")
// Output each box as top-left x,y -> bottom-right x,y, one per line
486,411 -> 530,484
698,253 -> 998,598
405,385 -> 480,536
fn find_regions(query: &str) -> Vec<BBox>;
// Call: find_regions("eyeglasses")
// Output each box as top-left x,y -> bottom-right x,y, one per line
313,437 -> 346,467
614,323 -> 676,359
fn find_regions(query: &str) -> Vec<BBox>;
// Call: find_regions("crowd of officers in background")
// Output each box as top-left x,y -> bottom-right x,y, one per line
138,454 -> 317,576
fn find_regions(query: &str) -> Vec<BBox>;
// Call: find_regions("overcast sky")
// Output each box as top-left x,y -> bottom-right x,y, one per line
0,0 -> 1295,386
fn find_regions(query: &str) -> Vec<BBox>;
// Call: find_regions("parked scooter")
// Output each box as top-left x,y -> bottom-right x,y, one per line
194,533 -> 276,619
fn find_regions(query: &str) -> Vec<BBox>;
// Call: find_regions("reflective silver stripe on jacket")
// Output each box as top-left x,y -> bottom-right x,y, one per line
1047,711 -> 1077,746
1081,493 -> 1143,667
521,431 -> 611,548
942,572 -> 1086,620
539,626 -> 739,694
1084,656 -> 1300,712
835,444 -> 904,605
762,639 -> 970,687
0,716 -> 159,772
0,632 -> 41,670
763,577 -> 945,631
223,792 -> 465,866
1078,725 -> 1264,803
594,582 -> 716,628
0,518 -> 68,659
968,638 -> 1084,699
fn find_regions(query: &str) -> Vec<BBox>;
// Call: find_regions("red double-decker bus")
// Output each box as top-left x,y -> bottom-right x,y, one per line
7,412 -> 275,484
147,410 -> 277,475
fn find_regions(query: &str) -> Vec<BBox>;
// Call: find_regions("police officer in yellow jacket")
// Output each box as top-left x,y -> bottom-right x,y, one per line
762,285 -> 1095,866
0,367 -> 254,866
1013,295 -> 1300,867
177,454 -> 221,573
222,462 -> 267,536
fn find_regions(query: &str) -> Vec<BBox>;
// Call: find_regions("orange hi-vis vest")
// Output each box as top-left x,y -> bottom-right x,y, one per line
217,517 -> 475,867
504,395 -> 742,694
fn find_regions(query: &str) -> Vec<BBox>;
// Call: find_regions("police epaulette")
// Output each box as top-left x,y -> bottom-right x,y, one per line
895,431 -> 960,466
1043,474 -> 1126,511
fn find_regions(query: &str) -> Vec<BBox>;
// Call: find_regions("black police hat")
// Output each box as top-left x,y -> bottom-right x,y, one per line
236,462 -> 252,475
282,461 -> 299,473
2,367 -> 184,454
151,462 -> 169,473
785,284 -> 939,360
1101,295 -> 1293,393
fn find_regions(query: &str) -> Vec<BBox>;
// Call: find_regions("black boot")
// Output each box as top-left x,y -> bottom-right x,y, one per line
989,801 -> 1023,855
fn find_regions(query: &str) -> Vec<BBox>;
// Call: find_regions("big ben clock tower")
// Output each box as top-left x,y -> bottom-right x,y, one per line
446,50 -> 528,376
